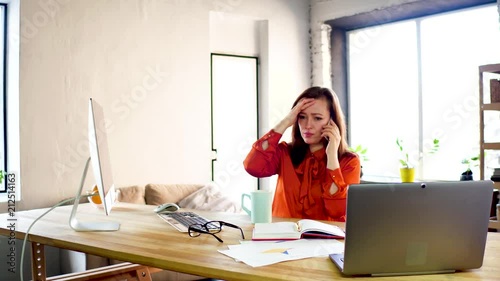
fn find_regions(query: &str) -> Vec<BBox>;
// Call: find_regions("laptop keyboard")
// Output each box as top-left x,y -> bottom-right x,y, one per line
158,212 -> 218,232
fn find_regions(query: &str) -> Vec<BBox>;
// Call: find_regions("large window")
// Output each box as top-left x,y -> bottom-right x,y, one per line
348,4 -> 500,181
0,0 -> 19,202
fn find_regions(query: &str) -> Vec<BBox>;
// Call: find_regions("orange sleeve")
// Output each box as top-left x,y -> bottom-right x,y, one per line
243,130 -> 286,178
322,154 -> 361,220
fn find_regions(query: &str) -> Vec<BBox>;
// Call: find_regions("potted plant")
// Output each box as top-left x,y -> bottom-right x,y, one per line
460,155 -> 479,181
396,138 -> 414,182
396,137 -> 439,182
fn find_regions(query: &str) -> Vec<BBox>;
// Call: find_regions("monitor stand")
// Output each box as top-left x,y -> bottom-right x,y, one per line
69,157 -> 120,232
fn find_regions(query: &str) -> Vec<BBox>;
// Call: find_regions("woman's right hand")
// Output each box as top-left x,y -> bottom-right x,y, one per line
273,98 -> 316,133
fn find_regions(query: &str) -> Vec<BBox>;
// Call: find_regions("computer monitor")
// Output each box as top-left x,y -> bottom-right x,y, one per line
88,98 -> 117,216
68,98 -> 120,232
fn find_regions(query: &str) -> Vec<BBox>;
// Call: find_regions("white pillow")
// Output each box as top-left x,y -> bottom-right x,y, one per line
178,182 -> 241,213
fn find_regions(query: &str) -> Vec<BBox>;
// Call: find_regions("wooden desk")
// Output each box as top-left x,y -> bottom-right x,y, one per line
1,202 -> 499,281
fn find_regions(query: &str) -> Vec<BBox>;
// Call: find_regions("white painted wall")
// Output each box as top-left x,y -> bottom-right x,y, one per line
210,12 -> 262,56
0,0 -> 310,212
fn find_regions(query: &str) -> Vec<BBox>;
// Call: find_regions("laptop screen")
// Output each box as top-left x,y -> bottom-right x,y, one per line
337,181 -> 492,276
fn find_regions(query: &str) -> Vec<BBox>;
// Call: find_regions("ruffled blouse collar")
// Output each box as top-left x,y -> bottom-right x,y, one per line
294,147 -> 326,216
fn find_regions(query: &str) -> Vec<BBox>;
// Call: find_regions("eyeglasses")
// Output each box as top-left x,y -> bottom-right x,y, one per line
188,221 -> 245,243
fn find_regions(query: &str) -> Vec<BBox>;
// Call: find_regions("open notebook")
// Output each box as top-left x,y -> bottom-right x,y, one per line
330,180 -> 493,276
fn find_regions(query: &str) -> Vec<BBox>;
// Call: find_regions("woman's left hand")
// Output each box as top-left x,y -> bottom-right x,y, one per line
322,119 -> 341,157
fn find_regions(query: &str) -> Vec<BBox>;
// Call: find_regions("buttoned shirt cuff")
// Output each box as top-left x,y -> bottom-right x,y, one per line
254,129 -> 282,150
323,168 -> 347,198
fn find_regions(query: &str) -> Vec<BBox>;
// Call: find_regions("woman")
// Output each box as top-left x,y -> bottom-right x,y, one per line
243,87 -> 360,222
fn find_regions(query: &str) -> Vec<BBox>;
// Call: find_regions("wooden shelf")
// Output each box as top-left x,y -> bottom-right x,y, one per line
482,103 -> 500,111
479,63 -> 500,180
479,64 -> 500,74
483,143 -> 500,150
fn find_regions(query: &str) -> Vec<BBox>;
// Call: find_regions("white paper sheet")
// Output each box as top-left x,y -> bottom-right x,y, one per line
218,239 -> 344,267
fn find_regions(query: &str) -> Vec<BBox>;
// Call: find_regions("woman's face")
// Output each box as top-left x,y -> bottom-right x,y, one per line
297,98 -> 330,145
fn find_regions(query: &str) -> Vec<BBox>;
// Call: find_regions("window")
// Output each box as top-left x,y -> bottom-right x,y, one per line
0,0 -> 19,202
347,4 -> 500,181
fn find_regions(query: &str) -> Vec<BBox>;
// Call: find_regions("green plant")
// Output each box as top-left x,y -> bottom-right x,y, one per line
396,138 -> 440,169
396,138 -> 411,168
350,144 -> 368,162
461,155 -> 480,172
426,139 -> 440,155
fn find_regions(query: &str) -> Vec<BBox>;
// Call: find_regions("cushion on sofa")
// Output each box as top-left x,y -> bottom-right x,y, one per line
178,182 -> 241,213
144,183 -> 203,205
116,185 -> 146,204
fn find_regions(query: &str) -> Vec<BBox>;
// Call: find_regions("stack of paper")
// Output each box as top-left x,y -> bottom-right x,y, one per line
218,239 -> 344,267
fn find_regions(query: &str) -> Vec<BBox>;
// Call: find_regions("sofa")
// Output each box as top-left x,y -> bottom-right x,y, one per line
62,182 -> 240,281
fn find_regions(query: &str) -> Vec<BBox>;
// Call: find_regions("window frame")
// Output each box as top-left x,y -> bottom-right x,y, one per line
325,0 -> 497,133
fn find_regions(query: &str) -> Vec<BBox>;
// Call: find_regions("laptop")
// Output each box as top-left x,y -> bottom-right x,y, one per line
330,180 -> 493,276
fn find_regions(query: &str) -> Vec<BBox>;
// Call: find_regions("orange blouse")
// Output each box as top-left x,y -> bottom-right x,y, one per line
243,130 -> 361,222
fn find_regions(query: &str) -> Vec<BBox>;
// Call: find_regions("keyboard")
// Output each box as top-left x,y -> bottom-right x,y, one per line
157,211 -> 218,232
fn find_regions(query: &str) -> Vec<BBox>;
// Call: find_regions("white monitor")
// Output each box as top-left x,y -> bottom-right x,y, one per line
68,98 -> 120,232
88,98 -> 116,216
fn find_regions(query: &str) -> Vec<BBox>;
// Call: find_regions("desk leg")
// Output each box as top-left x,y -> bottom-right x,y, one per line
31,242 -> 47,281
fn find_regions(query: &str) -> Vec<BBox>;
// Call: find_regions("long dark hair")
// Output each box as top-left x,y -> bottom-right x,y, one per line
289,87 -> 350,167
